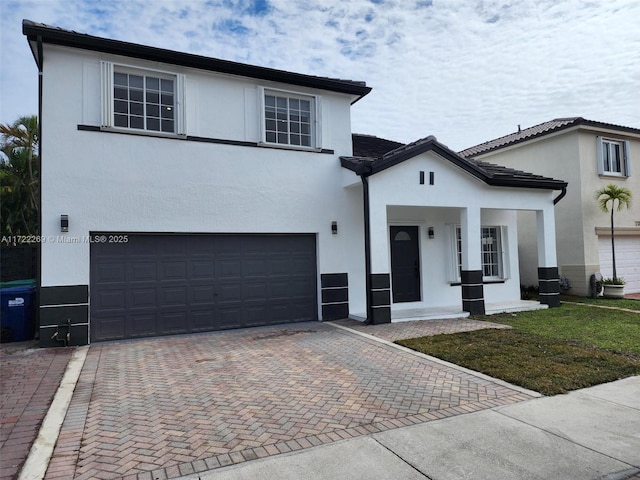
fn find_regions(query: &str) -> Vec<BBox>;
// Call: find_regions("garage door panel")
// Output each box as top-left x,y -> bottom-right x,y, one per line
130,288 -> 157,309
191,260 -> 215,279
160,312 -> 188,334
91,234 -> 317,341
94,289 -> 126,311
598,236 -> 640,293
130,262 -> 157,282
127,313 -> 157,337
95,263 -> 126,283
161,286 -> 187,306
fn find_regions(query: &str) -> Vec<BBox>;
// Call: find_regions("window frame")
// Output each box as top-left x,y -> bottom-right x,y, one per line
258,87 -> 321,151
597,136 -> 631,177
101,61 -> 186,137
450,225 -> 507,282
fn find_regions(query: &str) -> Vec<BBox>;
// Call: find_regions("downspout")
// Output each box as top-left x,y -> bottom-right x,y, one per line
36,35 -> 43,340
360,170 -> 373,325
553,186 -> 567,205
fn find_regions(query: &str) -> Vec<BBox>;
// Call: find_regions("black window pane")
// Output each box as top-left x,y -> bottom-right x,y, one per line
161,79 -> 174,92
130,102 -> 144,116
114,73 -> 128,86
266,132 -> 276,143
129,75 -> 143,88
114,114 -> 128,127
161,120 -> 174,132
130,90 -> 143,102
290,99 -> 299,109
146,104 -> 159,117
290,134 -> 300,145
130,116 -> 144,129
146,92 -> 159,104
277,121 -> 287,132
114,87 -> 128,100
147,118 -> 160,131
265,95 -> 275,107
301,135 -> 311,147
161,106 -> 174,119
276,97 -> 287,108
265,119 -> 276,131
301,124 -> 310,135
114,100 -> 128,114
146,77 -> 159,90
277,133 -> 287,143
161,94 -> 174,106
291,123 -> 300,133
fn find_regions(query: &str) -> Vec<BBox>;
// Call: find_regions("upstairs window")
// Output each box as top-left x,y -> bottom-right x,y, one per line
101,62 -> 185,136
261,88 -> 320,149
597,137 -> 631,177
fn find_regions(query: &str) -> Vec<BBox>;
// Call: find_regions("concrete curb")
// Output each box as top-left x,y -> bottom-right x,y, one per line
17,346 -> 89,480
327,321 -> 542,398
562,301 -> 640,315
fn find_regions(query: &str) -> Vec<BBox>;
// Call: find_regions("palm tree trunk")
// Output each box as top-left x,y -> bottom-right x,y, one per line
610,207 -> 617,280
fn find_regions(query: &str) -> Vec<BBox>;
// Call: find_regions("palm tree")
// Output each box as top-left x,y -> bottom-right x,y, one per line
595,184 -> 632,282
0,115 -> 39,236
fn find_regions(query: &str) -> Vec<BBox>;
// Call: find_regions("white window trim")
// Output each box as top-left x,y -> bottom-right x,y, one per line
448,224 -> 508,283
258,86 -> 322,151
100,61 -> 186,137
597,136 -> 631,177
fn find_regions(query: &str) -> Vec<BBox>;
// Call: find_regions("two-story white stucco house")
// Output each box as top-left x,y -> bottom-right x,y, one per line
24,20 -> 567,347
460,118 -> 640,296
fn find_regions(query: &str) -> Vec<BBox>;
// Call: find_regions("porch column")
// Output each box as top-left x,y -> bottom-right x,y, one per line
536,208 -> 560,307
368,196 -> 391,324
460,207 -> 485,315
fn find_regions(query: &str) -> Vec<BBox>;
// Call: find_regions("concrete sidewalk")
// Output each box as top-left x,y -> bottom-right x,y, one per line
181,376 -> 640,480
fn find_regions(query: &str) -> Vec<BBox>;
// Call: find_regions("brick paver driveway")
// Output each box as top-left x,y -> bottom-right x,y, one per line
45,321 -> 533,480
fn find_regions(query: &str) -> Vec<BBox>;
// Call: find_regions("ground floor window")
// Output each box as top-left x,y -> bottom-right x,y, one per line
453,225 -> 505,281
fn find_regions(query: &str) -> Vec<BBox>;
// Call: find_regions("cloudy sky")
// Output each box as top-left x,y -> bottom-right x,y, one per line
1,0 -> 639,151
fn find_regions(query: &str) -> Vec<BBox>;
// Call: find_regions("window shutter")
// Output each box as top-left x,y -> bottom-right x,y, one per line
623,140 -> 631,176
100,61 -> 113,127
596,136 -> 604,175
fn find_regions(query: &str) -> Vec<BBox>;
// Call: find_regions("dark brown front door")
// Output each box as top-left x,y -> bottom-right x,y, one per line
390,226 -> 421,303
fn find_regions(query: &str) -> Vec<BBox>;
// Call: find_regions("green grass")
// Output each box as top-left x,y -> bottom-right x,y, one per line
396,303 -> 640,395
559,294 -> 640,312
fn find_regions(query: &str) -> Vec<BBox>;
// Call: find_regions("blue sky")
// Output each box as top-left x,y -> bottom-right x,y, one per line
1,0 -> 639,150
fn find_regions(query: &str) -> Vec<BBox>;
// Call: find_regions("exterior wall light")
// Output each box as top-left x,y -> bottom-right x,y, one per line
61,215 -> 69,232
331,221 -> 338,235
428,227 -> 434,239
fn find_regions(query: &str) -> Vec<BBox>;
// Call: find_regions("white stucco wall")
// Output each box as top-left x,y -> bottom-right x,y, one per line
40,44 -> 365,319
365,151 -> 557,309
475,127 -> 640,294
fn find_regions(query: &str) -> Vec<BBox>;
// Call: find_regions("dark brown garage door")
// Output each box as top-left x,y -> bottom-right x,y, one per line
90,234 -> 317,342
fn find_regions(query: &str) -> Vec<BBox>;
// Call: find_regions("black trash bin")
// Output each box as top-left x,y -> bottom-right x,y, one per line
0,285 -> 36,342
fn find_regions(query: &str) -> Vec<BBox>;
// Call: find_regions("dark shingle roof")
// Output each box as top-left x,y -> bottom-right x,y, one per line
343,135 -> 567,190
459,117 -> 640,158
22,20 -> 371,102
352,134 -> 404,158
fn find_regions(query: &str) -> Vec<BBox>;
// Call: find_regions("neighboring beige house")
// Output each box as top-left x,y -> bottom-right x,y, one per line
460,118 -> 640,296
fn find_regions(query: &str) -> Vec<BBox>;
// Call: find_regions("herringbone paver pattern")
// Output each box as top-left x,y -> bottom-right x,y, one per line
45,321 -> 532,479
0,343 -> 73,480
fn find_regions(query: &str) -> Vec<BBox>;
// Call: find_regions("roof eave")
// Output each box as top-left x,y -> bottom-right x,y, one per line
22,20 -> 372,99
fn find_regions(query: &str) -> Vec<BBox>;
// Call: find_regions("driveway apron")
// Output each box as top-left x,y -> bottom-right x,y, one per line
43,321 -> 533,480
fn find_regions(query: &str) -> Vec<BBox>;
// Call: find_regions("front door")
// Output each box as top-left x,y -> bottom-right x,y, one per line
390,226 -> 421,303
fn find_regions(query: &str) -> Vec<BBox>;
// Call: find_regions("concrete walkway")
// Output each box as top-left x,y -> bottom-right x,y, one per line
184,376 -> 640,480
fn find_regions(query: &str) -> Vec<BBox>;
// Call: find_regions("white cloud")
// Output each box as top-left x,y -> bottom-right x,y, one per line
1,0 -> 639,150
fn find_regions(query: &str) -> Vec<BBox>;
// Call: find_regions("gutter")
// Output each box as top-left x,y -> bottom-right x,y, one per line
361,174 -> 373,325
553,186 -> 567,205
36,35 -> 43,339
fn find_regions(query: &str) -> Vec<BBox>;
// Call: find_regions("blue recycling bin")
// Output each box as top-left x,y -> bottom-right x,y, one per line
1,285 -> 36,342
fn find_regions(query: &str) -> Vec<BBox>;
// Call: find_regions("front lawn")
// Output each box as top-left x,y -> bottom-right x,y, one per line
559,294 -> 640,312
396,304 -> 640,395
